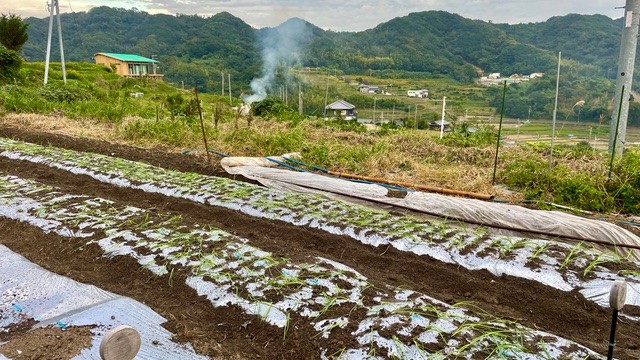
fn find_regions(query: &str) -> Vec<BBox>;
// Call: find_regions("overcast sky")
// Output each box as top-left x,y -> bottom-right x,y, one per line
2,0 -> 626,31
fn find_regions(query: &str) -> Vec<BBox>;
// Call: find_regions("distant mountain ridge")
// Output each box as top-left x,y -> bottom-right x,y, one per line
22,7 -> 625,91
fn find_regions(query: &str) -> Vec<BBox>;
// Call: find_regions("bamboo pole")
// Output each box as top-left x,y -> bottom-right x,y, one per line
326,170 -> 494,200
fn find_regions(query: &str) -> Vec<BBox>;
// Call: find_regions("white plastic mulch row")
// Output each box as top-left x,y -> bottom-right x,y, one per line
0,174 -> 601,359
0,138 -> 639,309
0,244 -> 206,359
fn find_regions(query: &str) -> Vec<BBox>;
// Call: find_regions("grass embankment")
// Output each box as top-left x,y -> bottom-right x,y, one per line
1,62 -> 639,215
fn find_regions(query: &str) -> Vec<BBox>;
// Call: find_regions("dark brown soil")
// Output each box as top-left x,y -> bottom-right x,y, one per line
0,125 -> 640,359
0,325 -> 94,360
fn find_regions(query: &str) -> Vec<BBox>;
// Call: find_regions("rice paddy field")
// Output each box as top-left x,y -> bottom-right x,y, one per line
1,124 -> 640,359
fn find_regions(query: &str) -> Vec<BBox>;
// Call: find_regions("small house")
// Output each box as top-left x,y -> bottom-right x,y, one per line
357,85 -> 380,94
429,119 -> 451,132
407,89 -> 429,98
94,52 -> 163,80
325,99 -> 357,120
365,86 -> 380,94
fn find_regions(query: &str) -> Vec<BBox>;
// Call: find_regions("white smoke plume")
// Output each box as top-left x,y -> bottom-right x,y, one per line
244,19 -> 311,104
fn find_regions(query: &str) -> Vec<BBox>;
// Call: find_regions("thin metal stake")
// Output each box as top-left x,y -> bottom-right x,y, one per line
194,88 -> 210,162
492,81 -> 507,184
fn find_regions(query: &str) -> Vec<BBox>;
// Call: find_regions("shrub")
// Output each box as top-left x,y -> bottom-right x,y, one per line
439,123 -> 497,148
502,156 -> 615,213
250,97 -> 305,125
607,149 -> 640,214
165,93 -> 185,119
38,82 -> 92,102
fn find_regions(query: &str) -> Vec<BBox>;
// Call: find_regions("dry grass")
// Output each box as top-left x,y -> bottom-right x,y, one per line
0,113 -> 162,149
0,113 -> 527,199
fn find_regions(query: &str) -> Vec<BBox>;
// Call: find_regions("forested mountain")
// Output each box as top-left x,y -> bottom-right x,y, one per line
498,14 -> 622,78
303,11 -> 560,81
22,7 -> 624,94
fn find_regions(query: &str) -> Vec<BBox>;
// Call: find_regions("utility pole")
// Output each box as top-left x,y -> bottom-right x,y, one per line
221,72 -> 224,96
228,74 -> 231,104
609,0 -> 640,155
44,0 -> 66,85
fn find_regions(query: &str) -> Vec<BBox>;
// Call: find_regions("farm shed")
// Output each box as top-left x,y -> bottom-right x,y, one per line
94,52 -> 163,80
325,99 -> 357,120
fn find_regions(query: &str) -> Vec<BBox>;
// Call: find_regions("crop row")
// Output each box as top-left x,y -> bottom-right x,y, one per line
0,137 -> 638,309
0,174 -> 600,359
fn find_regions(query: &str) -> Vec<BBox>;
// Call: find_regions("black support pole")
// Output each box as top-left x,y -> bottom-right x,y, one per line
607,309 -> 619,360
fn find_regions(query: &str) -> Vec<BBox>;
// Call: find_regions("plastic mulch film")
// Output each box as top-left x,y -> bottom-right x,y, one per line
222,159 -> 640,259
0,245 -> 207,360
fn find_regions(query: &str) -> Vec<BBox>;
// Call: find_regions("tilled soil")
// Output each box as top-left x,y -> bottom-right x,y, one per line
0,125 -> 639,359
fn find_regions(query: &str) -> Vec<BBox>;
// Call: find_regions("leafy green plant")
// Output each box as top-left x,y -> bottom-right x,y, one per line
38,82 -> 92,102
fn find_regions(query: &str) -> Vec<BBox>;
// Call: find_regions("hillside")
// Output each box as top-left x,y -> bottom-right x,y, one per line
499,14 -> 622,78
22,7 -> 626,92
23,7 -> 261,91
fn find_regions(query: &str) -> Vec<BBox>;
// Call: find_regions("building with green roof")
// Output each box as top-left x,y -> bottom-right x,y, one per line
94,52 -> 163,80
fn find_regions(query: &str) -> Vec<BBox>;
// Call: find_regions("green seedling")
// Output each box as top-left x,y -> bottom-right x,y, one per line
312,319 -> 348,339
283,312 -> 291,341
529,242 -> 550,263
560,242 -> 584,270
582,253 -> 614,277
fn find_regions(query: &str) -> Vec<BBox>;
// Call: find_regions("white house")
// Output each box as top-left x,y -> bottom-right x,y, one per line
357,85 -> 380,94
407,89 -> 429,98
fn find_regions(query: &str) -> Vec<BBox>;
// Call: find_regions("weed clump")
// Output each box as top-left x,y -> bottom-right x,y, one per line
501,145 -> 640,214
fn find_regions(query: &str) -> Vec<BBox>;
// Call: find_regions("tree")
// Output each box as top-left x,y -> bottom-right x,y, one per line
0,45 -> 22,83
0,14 -> 29,52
